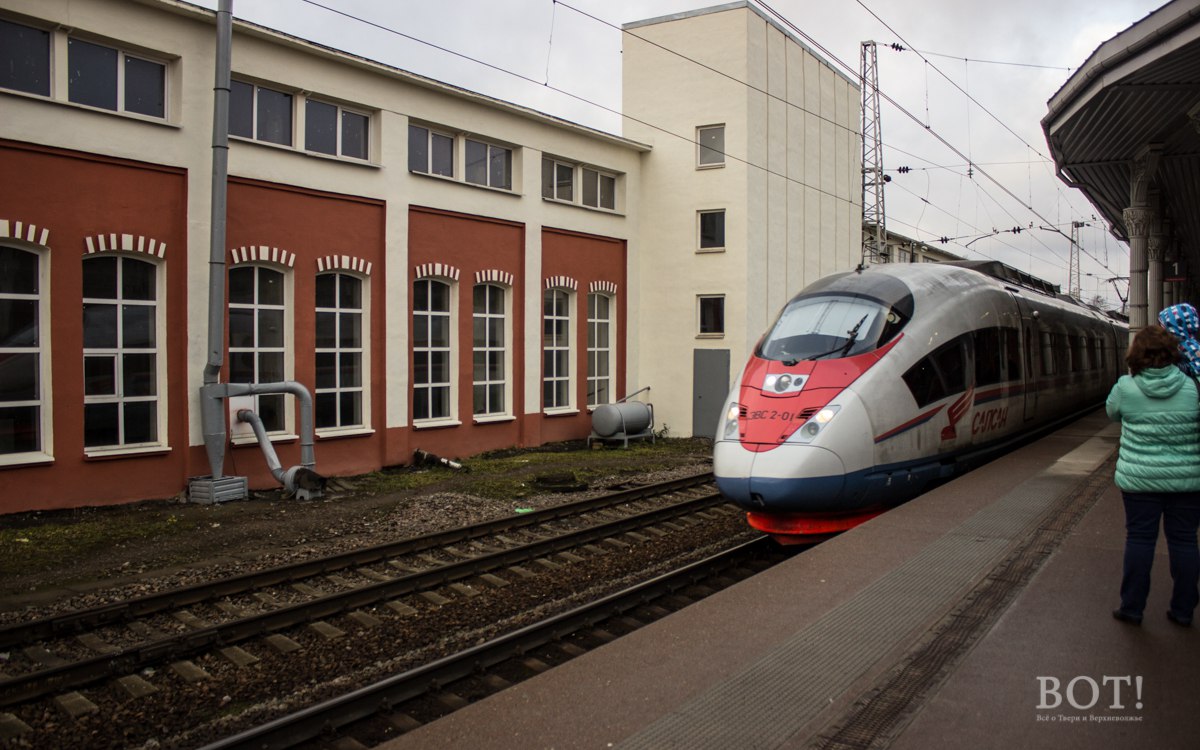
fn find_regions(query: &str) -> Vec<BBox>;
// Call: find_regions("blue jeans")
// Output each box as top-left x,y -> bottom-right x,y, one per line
1119,491 -> 1200,622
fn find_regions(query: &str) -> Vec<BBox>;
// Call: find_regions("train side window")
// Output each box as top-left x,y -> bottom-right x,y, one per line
1055,333 -> 1070,375
902,335 -> 967,407
1004,327 -> 1021,380
973,327 -> 1004,387
1070,335 -> 1085,372
1040,331 -> 1055,376
933,336 -> 967,393
902,356 -> 947,407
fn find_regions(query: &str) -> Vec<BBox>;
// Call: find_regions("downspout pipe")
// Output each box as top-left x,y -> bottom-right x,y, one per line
201,0 -> 233,480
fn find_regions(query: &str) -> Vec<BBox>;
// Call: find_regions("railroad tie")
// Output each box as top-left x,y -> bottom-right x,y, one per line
308,621 -> 346,640
115,674 -> 158,699
170,661 -> 211,683
264,634 -> 303,654
53,692 -> 98,719
220,646 -> 260,667
0,712 -> 32,740
346,610 -> 382,629
385,600 -> 419,616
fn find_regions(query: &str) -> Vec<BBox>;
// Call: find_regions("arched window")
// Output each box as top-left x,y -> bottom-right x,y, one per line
315,272 -> 366,430
229,265 -> 288,432
587,292 -> 614,407
82,254 -> 162,449
413,277 -> 453,421
0,244 -> 48,459
472,283 -> 508,417
543,288 -> 573,411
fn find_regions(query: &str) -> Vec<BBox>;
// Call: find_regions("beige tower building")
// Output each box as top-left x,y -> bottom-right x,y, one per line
624,2 -> 862,438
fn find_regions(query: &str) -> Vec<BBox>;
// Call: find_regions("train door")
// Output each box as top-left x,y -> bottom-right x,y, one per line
1012,294 -> 1038,422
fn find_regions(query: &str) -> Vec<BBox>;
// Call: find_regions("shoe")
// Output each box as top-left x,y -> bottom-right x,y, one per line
1112,609 -> 1142,626
1166,611 -> 1193,627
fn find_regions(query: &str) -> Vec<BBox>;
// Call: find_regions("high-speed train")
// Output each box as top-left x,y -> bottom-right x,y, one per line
714,260 -> 1127,543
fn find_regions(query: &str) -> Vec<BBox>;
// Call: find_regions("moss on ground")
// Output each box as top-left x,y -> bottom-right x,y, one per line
0,514 -> 198,577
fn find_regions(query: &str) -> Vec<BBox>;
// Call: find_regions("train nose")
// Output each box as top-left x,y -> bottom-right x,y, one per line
715,442 -> 848,512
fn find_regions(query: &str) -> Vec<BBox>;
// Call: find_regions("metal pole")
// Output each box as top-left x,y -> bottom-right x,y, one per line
201,0 -> 233,480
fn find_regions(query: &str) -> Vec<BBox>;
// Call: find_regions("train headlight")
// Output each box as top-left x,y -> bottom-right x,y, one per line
794,405 -> 841,443
722,403 -> 741,440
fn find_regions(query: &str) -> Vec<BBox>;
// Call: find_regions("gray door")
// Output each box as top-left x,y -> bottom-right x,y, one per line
693,349 -> 730,439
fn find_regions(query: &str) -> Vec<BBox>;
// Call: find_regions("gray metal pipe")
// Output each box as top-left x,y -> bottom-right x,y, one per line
220,381 -> 316,469
201,0 -> 234,480
236,409 -> 285,484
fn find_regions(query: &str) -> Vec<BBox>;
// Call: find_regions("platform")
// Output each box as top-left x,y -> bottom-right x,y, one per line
379,411 -> 1199,750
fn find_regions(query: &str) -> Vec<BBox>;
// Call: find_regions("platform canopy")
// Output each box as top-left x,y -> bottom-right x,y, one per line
1043,0 -> 1200,329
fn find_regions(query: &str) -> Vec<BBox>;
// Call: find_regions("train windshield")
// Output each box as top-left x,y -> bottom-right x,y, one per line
757,293 -> 909,362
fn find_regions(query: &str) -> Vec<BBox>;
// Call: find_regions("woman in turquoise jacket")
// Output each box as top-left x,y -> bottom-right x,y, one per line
1106,324 -> 1200,626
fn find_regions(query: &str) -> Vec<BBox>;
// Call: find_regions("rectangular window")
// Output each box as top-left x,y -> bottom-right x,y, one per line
543,289 -> 572,410
67,38 -> 165,118
230,80 -> 292,145
699,210 -> 726,250
698,295 -> 725,336
409,124 -> 454,177
697,125 -> 725,167
473,284 -> 507,417
582,168 -> 616,210
229,266 -> 288,431
466,138 -> 512,189
587,293 -> 613,407
542,158 -> 574,201
82,255 -> 161,449
0,245 -> 44,457
1,18 -> 50,96
315,273 -> 365,430
413,279 -> 452,421
305,99 -> 370,160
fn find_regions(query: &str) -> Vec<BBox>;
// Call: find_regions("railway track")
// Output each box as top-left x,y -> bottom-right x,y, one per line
202,536 -> 785,750
0,473 -> 768,747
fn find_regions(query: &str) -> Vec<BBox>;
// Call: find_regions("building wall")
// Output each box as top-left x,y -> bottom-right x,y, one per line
623,3 -> 861,437
0,141 -> 190,508
0,0 -> 857,512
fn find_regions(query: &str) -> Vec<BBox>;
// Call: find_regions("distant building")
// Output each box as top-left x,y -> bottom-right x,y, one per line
0,0 -> 859,513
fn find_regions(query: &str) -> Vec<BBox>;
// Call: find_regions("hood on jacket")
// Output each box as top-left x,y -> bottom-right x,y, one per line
1134,364 -> 1189,399
1160,303 -> 1200,338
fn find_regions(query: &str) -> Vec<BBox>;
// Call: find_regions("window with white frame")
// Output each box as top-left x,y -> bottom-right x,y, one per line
82,254 -> 161,449
473,284 -> 508,417
587,293 -> 613,407
413,278 -> 453,421
582,168 -> 616,210
315,272 -> 365,430
0,244 -> 46,457
1,18 -> 50,97
697,125 -> 725,167
465,138 -> 512,190
306,99 -> 369,160
698,295 -> 725,336
699,209 -> 726,251
229,265 -> 288,431
543,288 -> 573,410
230,79 -> 292,146
542,157 -> 573,201
408,124 -> 454,177
68,37 -> 165,118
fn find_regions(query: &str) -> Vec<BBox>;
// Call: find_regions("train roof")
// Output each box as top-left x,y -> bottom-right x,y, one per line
937,260 -> 1060,296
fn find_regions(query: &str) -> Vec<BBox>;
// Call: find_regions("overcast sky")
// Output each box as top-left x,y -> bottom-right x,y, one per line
195,0 -> 1169,309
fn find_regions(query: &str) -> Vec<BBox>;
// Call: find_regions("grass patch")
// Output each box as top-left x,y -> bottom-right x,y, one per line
0,514 -> 196,577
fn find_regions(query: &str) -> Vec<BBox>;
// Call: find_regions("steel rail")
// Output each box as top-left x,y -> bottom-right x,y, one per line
0,488 -> 727,708
0,472 -> 714,649
199,535 -> 774,750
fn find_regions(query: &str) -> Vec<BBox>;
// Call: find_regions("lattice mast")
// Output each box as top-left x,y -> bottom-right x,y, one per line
861,41 -> 888,265
1068,220 -> 1084,299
